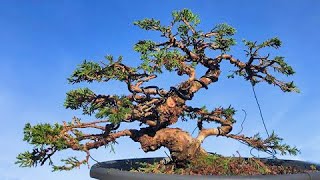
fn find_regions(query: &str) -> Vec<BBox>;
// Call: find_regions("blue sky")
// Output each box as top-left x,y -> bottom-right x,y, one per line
0,1 -> 319,179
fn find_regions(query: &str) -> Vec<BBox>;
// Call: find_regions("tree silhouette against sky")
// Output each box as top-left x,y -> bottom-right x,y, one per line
17,9 -> 299,171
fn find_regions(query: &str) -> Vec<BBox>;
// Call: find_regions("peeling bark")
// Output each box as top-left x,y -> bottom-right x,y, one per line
130,128 -> 206,165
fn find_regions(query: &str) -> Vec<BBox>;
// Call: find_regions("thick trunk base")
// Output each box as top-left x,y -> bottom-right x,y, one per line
130,127 -> 207,166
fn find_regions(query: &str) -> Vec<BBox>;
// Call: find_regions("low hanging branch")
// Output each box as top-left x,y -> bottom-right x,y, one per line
17,9 -> 299,171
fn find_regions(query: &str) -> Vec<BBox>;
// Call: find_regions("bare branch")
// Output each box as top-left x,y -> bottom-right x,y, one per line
181,17 -> 196,34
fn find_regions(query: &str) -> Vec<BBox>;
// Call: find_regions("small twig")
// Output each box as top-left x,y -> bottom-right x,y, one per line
181,17 -> 196,34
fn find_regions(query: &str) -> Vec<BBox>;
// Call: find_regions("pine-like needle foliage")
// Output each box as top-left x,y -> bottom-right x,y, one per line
17,9 -> 300,171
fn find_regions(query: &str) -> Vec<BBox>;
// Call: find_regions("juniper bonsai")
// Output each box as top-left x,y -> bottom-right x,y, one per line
17,9 -> 299,171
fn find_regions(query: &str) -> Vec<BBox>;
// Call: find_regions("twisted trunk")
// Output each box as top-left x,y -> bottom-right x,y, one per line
130,128 -> 207,165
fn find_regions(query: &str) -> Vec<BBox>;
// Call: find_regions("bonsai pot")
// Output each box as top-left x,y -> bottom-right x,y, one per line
90,157 -> 320,180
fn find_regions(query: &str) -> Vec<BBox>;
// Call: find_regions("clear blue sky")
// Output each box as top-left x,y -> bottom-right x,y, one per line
0,1 -> 319,179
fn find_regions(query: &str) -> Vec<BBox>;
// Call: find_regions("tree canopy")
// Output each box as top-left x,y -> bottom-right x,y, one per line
17,9 -> 299,171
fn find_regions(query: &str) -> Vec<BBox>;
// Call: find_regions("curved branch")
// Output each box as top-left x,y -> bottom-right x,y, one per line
183,106 -> 235,143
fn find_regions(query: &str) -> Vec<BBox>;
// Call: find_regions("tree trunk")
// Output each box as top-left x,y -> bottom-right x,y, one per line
130,128 -> 207,166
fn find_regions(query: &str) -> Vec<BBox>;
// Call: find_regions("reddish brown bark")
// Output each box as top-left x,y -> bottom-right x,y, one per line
130,128 -> 206,165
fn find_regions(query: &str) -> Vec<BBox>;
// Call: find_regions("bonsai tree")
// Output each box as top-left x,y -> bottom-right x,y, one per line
17,9 -> 299,171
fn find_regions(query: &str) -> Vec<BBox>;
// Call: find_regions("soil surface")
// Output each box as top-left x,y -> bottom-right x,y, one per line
130,154 -> 319,176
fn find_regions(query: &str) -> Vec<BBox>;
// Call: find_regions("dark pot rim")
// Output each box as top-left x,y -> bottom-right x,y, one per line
90,157 -> 320,180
